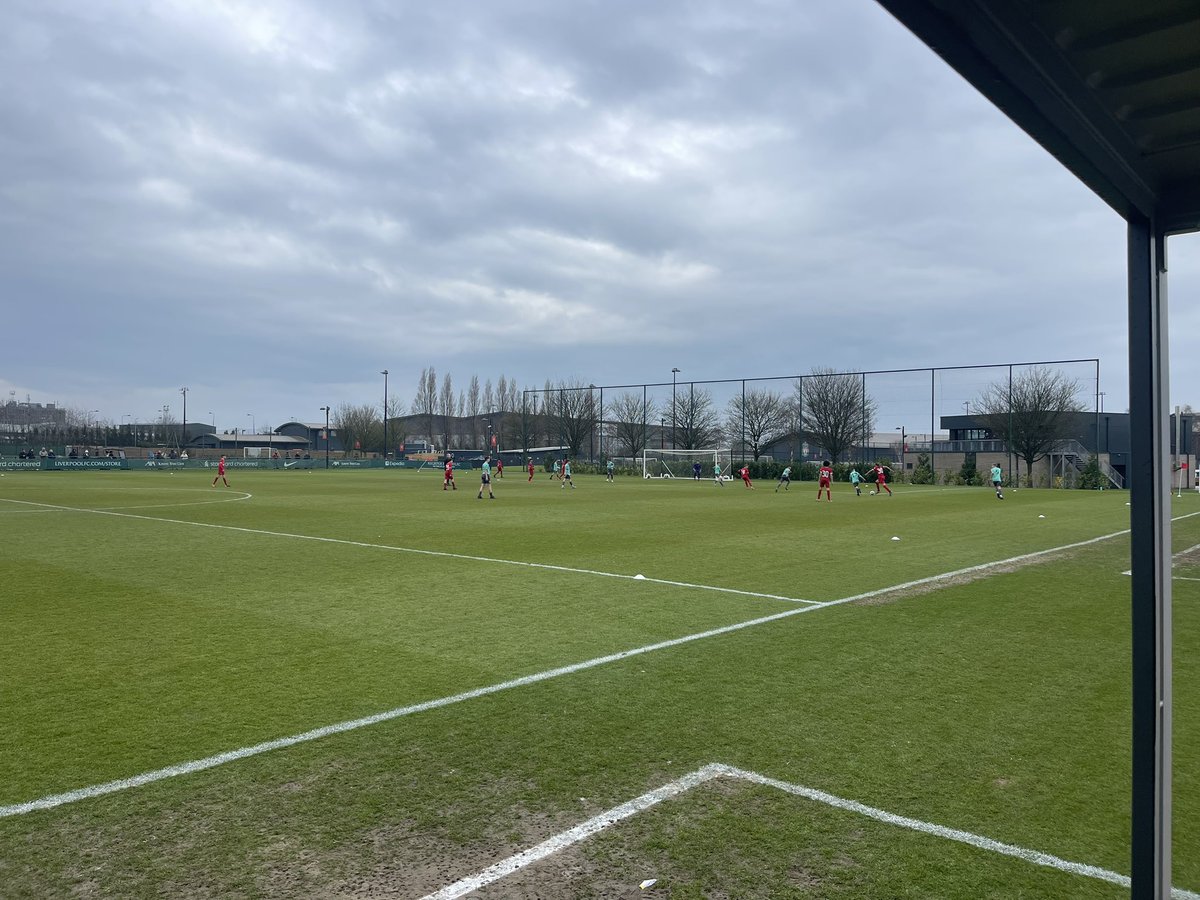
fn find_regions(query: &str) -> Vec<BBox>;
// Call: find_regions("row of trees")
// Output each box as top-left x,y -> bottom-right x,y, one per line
343,366 -> 1089,482
331,366 -> 880,463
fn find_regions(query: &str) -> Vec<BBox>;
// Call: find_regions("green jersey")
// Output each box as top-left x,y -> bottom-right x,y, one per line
991,466 -> 1002,483
563,462 -> 571,477
606,460 -> 614,472
850,469 -> 861,484
781,467 -> 791,479
481,461 -> 491,477
714,463 -> 722,476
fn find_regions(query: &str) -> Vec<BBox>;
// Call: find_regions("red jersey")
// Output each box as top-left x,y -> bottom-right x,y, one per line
872,465 -> 886,481
444,461 -> 453,477
739,467 -> 750,480
217,458 -> 226,474
819,466 -> 833,483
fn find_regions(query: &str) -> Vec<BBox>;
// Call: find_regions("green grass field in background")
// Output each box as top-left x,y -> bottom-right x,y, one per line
0,470 -> 1196,898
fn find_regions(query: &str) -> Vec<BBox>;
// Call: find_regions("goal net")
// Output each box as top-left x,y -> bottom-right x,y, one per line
640,448 -> 732,479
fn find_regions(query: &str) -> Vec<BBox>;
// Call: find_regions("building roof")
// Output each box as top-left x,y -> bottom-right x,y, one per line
877,0 -> 1200,235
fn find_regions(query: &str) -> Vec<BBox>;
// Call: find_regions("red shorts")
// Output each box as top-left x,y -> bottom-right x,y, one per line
819,477 -> 830,487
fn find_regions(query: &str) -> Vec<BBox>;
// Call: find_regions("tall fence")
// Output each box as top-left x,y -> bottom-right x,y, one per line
520,358 -> 1102,479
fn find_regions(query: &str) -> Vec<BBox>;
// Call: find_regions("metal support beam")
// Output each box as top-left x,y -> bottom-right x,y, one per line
1126,216 -> 1171,899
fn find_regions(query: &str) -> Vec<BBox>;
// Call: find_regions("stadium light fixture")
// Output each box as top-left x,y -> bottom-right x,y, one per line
180,387 -> 188,448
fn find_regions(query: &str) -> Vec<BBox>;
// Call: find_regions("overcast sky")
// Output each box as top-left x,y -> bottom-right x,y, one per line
2,0 -> 1197,434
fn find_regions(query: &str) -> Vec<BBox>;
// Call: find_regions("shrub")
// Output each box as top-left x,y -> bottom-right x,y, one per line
909,453 -> 935,485
1077,454 -> 1107,490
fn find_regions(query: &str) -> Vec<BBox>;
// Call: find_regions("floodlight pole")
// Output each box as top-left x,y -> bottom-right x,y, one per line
381,369 -> 389,461
180,387 -> 188,449
320,406 -> 330,469
896,426 -> 905,472
671,367 -> 680,449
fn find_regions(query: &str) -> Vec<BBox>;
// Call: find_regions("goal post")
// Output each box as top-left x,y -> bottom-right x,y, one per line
640,448 -> 732,479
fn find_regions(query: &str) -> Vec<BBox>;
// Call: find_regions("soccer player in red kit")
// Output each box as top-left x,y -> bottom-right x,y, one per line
739,465 -> 754,489
211,455 -> 229,487
527,458 -> 535,481
817,460 -> 833,501
496,458 -> 504,478
870,463 -> 893,495
443,457 -> 456,490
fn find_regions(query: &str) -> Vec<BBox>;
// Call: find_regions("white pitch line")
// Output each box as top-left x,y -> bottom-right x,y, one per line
421,765 -> 726,900
0,608 -> 809,818
0,515 -> 1177,820
0,498 -> 822,606
423,764 -> 1200,900
95,490 -> 254,511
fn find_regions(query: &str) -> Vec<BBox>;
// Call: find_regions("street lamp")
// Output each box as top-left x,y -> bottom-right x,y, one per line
671,367 -> 680,449
589,384 -> 596,462
90,410 -> 99,446
320,406 -> 330,469
660,416 -> 665,450
381,369 -> 389,460
180,387 -> 188,448
896,426 -> 906,472
246,413 -> 255,436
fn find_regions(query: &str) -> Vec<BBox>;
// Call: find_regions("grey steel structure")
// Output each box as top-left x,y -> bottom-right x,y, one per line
874,4 -> 1200,897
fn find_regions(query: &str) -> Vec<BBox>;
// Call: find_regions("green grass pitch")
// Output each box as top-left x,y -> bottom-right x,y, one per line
1,469 -> 1197,898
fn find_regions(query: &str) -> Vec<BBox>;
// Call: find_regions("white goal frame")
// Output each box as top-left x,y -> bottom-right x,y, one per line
640,448 -> 732,479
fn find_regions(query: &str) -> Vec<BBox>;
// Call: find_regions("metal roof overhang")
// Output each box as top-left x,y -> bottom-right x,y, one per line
876,0 -> 1200,236
875,4 -> 1198,899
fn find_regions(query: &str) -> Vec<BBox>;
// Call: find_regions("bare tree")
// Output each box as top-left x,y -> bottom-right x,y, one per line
517,387 -> 540,453
795,368 -> 874,462
974,366 -> 1085,482
502,377 -> 520,413
466,375 -> 482,449
495,375 -> 509,412
438,373 -> 455,450
541,379 -> 556,447
542,380 -> 599,458
726,388 -> 789,460
411,367 -> 438,450
605,392 -> 652,459
333,403 -> 380,457
670,387 -> 722,450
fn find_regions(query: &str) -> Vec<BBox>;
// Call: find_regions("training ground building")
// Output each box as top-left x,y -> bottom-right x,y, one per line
920,411 -> 1195,489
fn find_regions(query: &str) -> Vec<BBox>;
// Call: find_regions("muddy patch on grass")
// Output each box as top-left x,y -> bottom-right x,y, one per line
849,550 -> 1072,608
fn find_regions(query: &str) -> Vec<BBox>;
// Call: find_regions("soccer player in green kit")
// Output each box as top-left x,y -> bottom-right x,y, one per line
477,456 -> 495,499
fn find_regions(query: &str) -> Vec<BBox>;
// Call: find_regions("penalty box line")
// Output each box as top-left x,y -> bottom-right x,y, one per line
422,763 -> 1200,900
0,516 -> 1170,820
0,498 -> 822,607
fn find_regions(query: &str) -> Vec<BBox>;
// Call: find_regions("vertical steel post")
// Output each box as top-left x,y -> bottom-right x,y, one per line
1127,216 -> 1171,900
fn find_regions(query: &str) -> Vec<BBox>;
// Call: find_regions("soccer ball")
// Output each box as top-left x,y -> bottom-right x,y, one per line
870,490 -> 876,495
